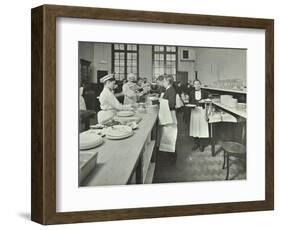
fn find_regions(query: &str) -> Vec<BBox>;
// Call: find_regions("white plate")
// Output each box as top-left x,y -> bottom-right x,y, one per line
148,96 -> 159,101
185,104 -> 196,108
116,111 -> 135,117
103,125 -> 133,137
126,121 -> 138,130
106,131 -> 134,140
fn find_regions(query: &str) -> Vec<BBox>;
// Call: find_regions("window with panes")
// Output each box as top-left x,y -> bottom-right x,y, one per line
112,44 -> 138,81
152,45 -> 177,81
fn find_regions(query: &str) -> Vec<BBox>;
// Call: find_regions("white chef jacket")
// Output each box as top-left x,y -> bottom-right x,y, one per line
99,87 -> 124,111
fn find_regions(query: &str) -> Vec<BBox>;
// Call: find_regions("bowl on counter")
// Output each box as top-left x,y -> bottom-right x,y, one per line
103,125 -> 134,140
116,110 -> 135,117
80,130 -> 104,150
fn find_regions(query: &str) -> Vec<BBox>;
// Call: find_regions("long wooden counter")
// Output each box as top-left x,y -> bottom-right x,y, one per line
209,101 -> 247,157
212,101 -> 247,119
81,106 -> 159,186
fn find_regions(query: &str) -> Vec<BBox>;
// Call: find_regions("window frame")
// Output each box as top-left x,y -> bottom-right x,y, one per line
112,43 -> 139,81
152,45 -> 178,81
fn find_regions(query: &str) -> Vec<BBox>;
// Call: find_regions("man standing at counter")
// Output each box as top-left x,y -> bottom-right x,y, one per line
158,75 -> 178,155
98,74 -> 132,124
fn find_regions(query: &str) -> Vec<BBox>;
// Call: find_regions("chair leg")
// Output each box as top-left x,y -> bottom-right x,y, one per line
222,150 -> 226,169
225,153 -> 230,180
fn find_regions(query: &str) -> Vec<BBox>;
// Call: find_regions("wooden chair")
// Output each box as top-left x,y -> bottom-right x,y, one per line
222,141 -> 246,180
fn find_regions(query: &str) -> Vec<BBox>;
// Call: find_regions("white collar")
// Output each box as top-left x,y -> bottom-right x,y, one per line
104,87 -> 113,93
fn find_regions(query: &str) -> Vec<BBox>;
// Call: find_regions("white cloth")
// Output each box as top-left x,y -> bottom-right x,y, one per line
122,82 -> 138,105
189,106 -> 209,138
195,90 -> 202,100
80,87 -> 86,110
159,110 -> 178,153
158,98 -> 173,125
208,112 -> 238,123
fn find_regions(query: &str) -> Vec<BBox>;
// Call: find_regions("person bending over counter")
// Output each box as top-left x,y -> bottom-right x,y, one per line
98,74 -> 132,124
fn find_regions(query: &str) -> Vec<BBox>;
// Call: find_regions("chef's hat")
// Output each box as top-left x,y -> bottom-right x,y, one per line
100,74 -> 115,83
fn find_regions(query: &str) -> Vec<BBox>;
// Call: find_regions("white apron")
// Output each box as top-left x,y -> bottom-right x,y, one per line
189,106 -> 209,138
158,98 -> 178,153
159,111 -> 178,153
97,110 -> 116,124
80,87 -> 86,110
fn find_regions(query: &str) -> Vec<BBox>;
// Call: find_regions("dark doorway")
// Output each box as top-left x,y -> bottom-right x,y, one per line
97,70 -> 108,94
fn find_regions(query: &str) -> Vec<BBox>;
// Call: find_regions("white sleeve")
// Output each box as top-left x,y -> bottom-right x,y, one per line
106,92 -> 124,111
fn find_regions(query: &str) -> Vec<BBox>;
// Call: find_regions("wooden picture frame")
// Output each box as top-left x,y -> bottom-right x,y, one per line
31,4 -> 274,225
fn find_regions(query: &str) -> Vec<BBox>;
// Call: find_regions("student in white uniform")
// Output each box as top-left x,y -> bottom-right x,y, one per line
189,79 -> 210,152
98,74 -> 132,124
122,73 -> 139,105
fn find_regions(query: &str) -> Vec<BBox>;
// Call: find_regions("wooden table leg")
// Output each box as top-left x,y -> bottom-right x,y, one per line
151,120 -> 158,163
210,123 -> 223,157
222,150 -> 226,169
226,153 -> 230,180
136,155 -> 143,184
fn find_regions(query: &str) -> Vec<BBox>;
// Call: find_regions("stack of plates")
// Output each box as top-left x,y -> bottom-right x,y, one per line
113,115 -> 142,124
117,110 -> 135,117
80,130 -> 104,150
103,125 -> 133,140
220,95 -> 238,108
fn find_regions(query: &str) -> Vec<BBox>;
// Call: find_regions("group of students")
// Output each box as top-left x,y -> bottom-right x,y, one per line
156,75 -> 210,154
122,73 -> 151,105
96,73 -> 210,157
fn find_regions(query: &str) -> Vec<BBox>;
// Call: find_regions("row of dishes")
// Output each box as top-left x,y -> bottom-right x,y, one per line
80,110 -> 142,150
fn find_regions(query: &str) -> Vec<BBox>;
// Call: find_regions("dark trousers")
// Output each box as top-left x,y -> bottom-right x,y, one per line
193,137 -> 209,147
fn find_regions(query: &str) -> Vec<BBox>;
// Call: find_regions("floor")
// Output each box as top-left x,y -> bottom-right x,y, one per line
152,110 -> 246,183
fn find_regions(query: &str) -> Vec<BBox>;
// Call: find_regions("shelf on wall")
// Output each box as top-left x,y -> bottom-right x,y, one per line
202,86 -> 247,94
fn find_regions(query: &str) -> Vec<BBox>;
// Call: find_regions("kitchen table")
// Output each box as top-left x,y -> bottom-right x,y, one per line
81,106 -> 159,186
209,101 -> 247,156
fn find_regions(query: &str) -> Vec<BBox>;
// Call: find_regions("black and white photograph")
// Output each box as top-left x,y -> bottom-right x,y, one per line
28,2 -> 274,225
79,42 -> 247,186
